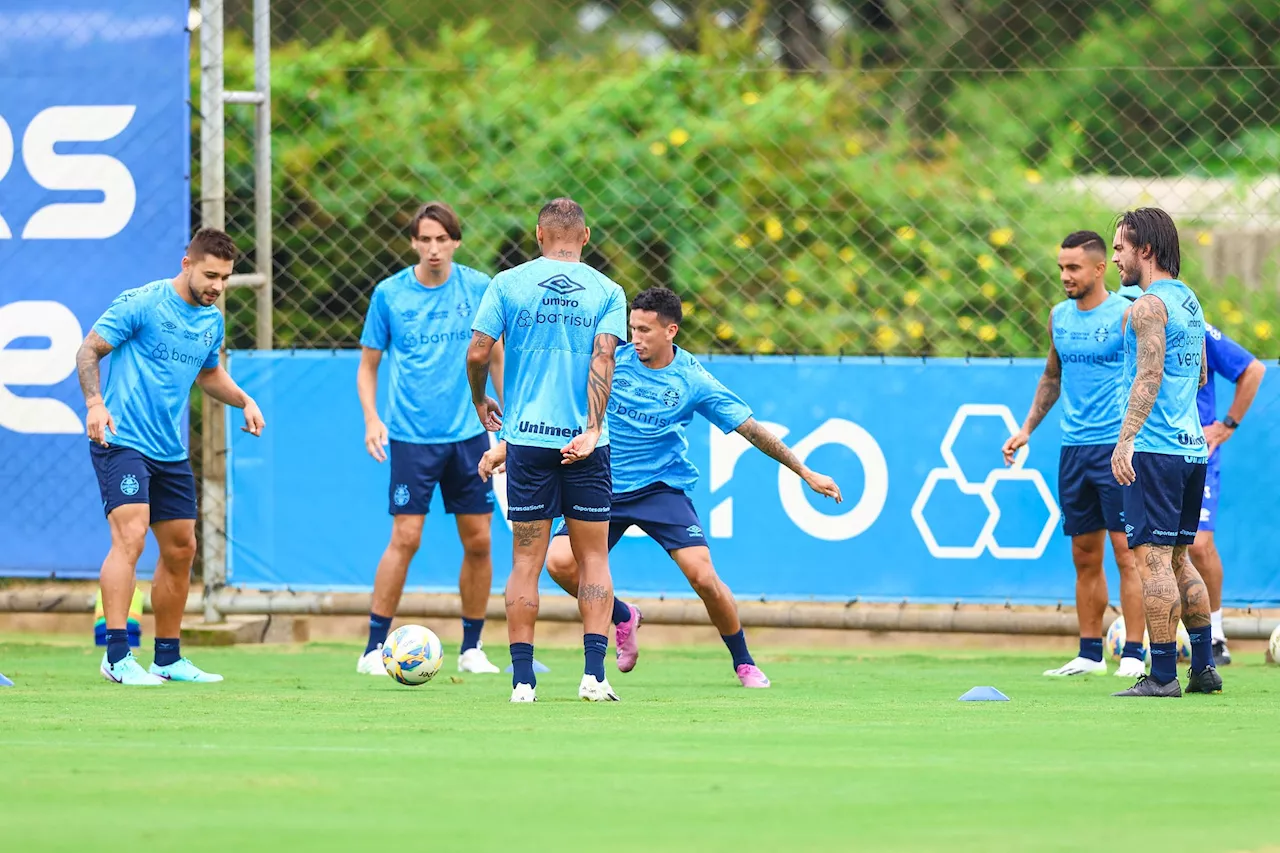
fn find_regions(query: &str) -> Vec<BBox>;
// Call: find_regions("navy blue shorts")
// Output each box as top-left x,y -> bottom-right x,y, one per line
505,443 -> 611,522
1058,444 -> 1125,536
554,482 -> 706,552
1122,452 -> 1208,547
89,442 -> 197,521
388,434 -> 494,516
1198,451 -> 1220,532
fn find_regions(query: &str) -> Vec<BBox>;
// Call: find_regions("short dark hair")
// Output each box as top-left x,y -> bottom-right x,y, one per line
631,287 -> 683,326
537,197 -> 586,239
1060,230 -> 1106,255
409,201 -> 462,241
1115,207 -> 1181,278
187,228 -> 237,262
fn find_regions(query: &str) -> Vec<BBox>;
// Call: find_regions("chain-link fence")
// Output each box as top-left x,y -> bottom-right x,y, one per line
203,0 -> 1280,362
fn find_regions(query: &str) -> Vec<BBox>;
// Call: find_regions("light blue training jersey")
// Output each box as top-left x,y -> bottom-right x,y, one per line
360,263 -> 492,444
1122,279 -> 1208,458
1050,292 -> 1127,446
608,344 -> 753,495
471,256 -> 627,450
92,279 -> 223,461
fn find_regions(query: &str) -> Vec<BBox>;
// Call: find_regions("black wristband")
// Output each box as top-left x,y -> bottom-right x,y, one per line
1222,416 -> 1240,429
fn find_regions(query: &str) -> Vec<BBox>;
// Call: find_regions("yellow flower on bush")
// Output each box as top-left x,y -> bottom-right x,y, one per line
785,288 -> 804,306
668,128 -> 690,147
838,247 -> 856,263
989,228 -> 1014,247
958,316 -> 974,331
756,338 -> 777,354
744,303 -> 761,319
875,325 -> 899,349
765,217 -> 784,242
896,226 -> 916,241
978,187 -> 996,203
734,233 -> 753,250
977,254 -> 995,272
874,308 -> 889,322
906,320 -> 925,339
1228,310 -> 1245,325
784,268 -> 801,284
793,217 -> 810,232
938,269 -> 953,282
977,324 -> 998,342
1024,169 -> 1043,185
1218,300 -> 1234,315
649,141 -> 667,156
981,283 -> 997,300
1255,321 -> 1272,339
716,322 -> 735,340
845,137 -> 863,157
741,91 -> 760,106
903,290 -> 920,307
1198,231 -> 1214,247
1013,267 -> 1027,281
681,301 -> 694,317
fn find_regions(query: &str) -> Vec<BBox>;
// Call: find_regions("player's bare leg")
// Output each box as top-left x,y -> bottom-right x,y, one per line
565,517 -> 619,701
454,513 -> 500,673
507,520 -> 549,701
1114,544 -> 1183,697
1173,544 -> 1221,693
1109,531 -> 1147,677
671,546 -> 769,687
99,504 -> 162,685
358,514 -> 424,675
1044,531 -> 1108,676
546,535 -> 643,672
148,520 -> 220,682
1188,529 -> 1229,664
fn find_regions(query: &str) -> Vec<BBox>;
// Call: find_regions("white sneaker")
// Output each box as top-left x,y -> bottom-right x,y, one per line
458,644 -> 501,674
1043,656 -> 1107,676
1115,656 -> 1147,678
356,647 -> 387,676
578,674 -> 620,701
510,683 -> 537,703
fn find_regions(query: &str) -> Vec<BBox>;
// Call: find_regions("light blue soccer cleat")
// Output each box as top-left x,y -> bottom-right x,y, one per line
101,652 -> 165,686
149,658 -> 224,683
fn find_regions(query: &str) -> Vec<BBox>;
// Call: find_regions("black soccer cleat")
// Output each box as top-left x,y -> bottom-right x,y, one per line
1112,675 -> 1182,698
1186,665 -> 1224,695
1212,640 -> 1232,667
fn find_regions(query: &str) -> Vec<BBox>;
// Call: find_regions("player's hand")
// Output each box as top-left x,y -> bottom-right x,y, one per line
1001,429 -> 1030,466
241,398 -> 265,438
86,402 -> 116,447
1111,438 -> 1136,486
561,429 -> 600,465
364,417 -> 389,462
473,396 -> 503,432
478,441 -> 507,482
1203,421 -> 1234,453
803,470 -> 843,503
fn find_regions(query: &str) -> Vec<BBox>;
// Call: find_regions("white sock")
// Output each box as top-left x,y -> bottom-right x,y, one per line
1210,609 -> 1226,643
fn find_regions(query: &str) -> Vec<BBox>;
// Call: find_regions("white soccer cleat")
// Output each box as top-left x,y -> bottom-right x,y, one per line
356,647 -> 388,676
1114,656 -> 1147,678
578,674 -> 620,701
510,683 -> 537,703
1043,656 -> 1108,677
458,644 -> 501,674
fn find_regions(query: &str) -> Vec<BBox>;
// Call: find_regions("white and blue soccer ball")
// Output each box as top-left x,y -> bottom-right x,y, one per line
381,624 -> 444,686
1268,624 -> 1280,665
1106,616 -> 1190,663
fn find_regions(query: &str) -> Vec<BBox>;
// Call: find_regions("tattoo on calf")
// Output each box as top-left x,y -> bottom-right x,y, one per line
580,583 -> 610,604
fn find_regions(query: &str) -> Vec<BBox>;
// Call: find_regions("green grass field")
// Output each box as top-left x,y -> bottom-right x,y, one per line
2,636 -> 1278,853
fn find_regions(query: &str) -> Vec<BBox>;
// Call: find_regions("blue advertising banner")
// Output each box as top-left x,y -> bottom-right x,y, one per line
226,352 -> 1280,606
0,1 -> 189,576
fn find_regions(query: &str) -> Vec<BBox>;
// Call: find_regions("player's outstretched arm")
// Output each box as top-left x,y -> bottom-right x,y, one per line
736,417 -> 842,503
1112,295 -> 1167,485
77,331 -> 116,446
466,331 -> 503,431
1004,313 -> 1061,466
561,333 -> 618,464
196,366 -> 265,437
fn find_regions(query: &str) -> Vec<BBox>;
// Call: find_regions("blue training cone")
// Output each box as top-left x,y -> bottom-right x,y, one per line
0,672 -> 13,687
503,659 -> 551,674
959,686 -> 1009,702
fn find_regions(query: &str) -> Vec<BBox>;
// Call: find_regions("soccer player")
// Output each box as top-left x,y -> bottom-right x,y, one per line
1003,231 -> 1147,678
477,287 -> 843,688
76,228 -> 265,685
1119,284 -> 1266,666
355,202 -> 504,677
1108,208 -> 1219,698
466,198 -> 627,703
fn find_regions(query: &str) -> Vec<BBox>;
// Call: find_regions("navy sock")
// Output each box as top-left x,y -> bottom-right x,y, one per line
1188,624 -> 1213,674
510,642 -> 535,688
1150,642 -> 1178,684
105,629 -> 130,665
611,598 -> 632,625
461,618 -> 484,653
1121,641 -> 1147,661
721,630 -> 755,668
1079,637 -> 1104,663
154,637 -> 181,667
365,612 -> 393,655
583,633 -> 608,681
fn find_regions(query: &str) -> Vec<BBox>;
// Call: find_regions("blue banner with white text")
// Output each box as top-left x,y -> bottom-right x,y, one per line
0,1 -> 189,576
226,353 -> 1280,606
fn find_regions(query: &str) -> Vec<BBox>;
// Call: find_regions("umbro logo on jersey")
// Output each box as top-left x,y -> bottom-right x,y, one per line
160,321 -> 177,334
535,275 -> 586,297
1181,294 -> 1199,316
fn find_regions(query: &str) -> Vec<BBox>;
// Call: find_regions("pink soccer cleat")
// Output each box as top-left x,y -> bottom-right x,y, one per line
614,604 -> 642,673
736,664 -> 771,688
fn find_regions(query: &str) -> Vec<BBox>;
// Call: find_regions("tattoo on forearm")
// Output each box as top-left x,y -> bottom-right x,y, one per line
1199,342 -> 1208,389
76,332 -> 113,402
1025,371 -> 1061,433
1119,298 -> 1167,442
738,418 -> 805,474
586,334 -> 617,432
1140,545 -> 1180,643
511,521 -> 542,548
580,583 -> 610,605
467,331 -> 495,401
1172,546 -> 1211,628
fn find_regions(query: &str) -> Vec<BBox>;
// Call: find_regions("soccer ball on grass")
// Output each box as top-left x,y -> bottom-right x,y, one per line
381,624 -> 444,686
1268,624 -> 1280,665
1105,616 -> 1191,663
